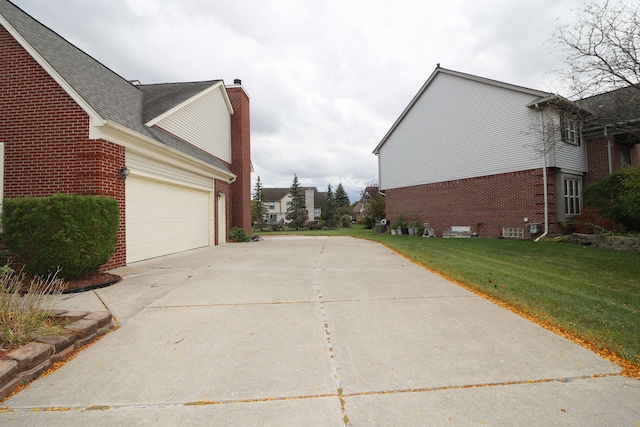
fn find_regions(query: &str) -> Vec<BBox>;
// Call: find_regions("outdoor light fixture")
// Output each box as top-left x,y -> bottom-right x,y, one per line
118,166 -> 130,180
217,191 -> 222,199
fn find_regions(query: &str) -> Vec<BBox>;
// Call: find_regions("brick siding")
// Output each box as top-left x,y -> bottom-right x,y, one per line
584,135 -> 640,187
226,86 -> 252,233
0,27 -> 126,270
384,168 -> 560,238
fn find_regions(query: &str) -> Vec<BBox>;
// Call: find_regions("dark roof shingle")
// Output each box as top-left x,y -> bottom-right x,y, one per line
0,0 -> 230,173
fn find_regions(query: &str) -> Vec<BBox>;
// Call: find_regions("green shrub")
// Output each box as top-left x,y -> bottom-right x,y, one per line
582,166 -> 640,231
1,194 -> 119,279
361,216 -> 374,229
229,226 -> 251,242
340,214 -> 351,227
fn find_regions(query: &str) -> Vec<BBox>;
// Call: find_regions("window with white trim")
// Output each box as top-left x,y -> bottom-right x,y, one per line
561,115 -> 582,146
563,177 -> 581,217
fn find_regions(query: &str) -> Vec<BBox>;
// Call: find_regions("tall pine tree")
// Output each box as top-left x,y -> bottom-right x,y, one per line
322,184 -> 338,229
251,176 -> 267,231
286,174 -> 307,230
335,182 -> 352,220
335,183 -> 350,208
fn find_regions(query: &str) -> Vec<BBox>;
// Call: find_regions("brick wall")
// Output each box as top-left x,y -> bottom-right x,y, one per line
584,137 -> 611,187
384,168 -> 560,238
0,26 -> 126,270
226,85 -> 252,233
584,135 -> 640,187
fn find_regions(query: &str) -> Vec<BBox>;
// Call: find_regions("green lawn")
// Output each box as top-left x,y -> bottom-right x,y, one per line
257,226 -> 640,368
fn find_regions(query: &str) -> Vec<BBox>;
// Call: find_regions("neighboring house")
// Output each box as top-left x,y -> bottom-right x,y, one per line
580,86 -> 640,187
373,66 -> 639,238
262,187 -> 326,223
352,186 -> 379,221
0,0 -> 251,267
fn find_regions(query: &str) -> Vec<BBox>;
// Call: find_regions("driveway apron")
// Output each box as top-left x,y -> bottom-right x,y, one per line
1,236 -> 638,426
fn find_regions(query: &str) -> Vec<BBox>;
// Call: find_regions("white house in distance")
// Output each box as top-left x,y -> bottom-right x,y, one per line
373,65 -> 589,238
262,187 -> 326,223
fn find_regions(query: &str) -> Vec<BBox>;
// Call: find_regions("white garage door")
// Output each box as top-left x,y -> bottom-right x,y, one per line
126,176 -> 210,263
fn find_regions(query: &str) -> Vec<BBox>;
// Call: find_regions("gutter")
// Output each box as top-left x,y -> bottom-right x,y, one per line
102,120 -> 237,183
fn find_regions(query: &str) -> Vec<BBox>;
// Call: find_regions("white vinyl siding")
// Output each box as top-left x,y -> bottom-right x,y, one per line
126,151 -> 213,190
378,73 -> 546,190
154,86 -> 232,163
552,119 -> 587,172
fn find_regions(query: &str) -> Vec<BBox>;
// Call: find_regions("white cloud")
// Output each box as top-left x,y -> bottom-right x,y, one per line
13,0 -> 596,202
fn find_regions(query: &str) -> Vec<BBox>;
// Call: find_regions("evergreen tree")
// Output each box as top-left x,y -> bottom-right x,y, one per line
322,184 -> 338,229
335,182 -> 352,219
335,183 -> 350,208
251,176 -> 267,231
286,174 -> 307,230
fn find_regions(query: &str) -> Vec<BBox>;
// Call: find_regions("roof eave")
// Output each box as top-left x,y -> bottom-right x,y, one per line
101,120 -> 236,182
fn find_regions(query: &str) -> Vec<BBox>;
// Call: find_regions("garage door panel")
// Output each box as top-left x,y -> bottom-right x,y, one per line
127,177 -> 210,263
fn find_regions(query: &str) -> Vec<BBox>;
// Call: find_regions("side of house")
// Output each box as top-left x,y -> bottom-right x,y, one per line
373,66 -> 589,238
0,0 -> 251,267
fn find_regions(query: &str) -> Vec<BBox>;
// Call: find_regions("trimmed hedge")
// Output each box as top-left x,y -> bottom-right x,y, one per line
1,194 -> 119,279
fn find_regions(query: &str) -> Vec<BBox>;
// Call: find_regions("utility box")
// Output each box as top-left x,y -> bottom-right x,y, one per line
375,224 -> 385,234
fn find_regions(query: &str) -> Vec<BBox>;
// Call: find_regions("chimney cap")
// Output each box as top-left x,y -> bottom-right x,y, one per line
233,79 -> 242,85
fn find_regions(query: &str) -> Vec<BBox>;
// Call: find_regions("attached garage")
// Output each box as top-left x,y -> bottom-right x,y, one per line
123,150 -> 229,264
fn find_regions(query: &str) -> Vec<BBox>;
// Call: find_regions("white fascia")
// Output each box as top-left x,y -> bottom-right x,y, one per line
98,120 -> 236,183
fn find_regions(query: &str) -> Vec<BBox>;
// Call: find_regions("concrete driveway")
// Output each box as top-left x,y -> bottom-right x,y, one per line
1,236 -> 639,426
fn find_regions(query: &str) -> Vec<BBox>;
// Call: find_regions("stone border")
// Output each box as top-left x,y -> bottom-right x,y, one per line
0,310 -> 114,401
570,233 -> 640,251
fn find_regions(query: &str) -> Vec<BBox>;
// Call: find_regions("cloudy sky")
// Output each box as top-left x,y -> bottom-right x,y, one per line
13,0 -> 597,201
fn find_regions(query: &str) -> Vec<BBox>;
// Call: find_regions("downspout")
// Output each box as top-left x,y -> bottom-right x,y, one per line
606,126 -> 613,174
535,106 -> 549,242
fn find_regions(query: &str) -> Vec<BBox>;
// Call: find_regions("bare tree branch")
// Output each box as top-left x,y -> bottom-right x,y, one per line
553,1 -> 640,97
552,1 -> 640,138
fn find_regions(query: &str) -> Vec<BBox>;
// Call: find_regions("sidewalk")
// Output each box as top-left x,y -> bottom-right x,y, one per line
1,236 -> 639,426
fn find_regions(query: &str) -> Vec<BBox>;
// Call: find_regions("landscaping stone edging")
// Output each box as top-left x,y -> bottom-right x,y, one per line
570,233 -> 640,251
0,310 -> 114,401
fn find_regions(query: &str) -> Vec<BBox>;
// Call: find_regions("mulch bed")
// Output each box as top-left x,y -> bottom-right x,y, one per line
60,271 -> 121,293
13,269 -> 121,294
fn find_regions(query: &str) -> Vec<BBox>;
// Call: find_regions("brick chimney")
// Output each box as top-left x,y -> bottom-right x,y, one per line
226,81 -> 252,233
